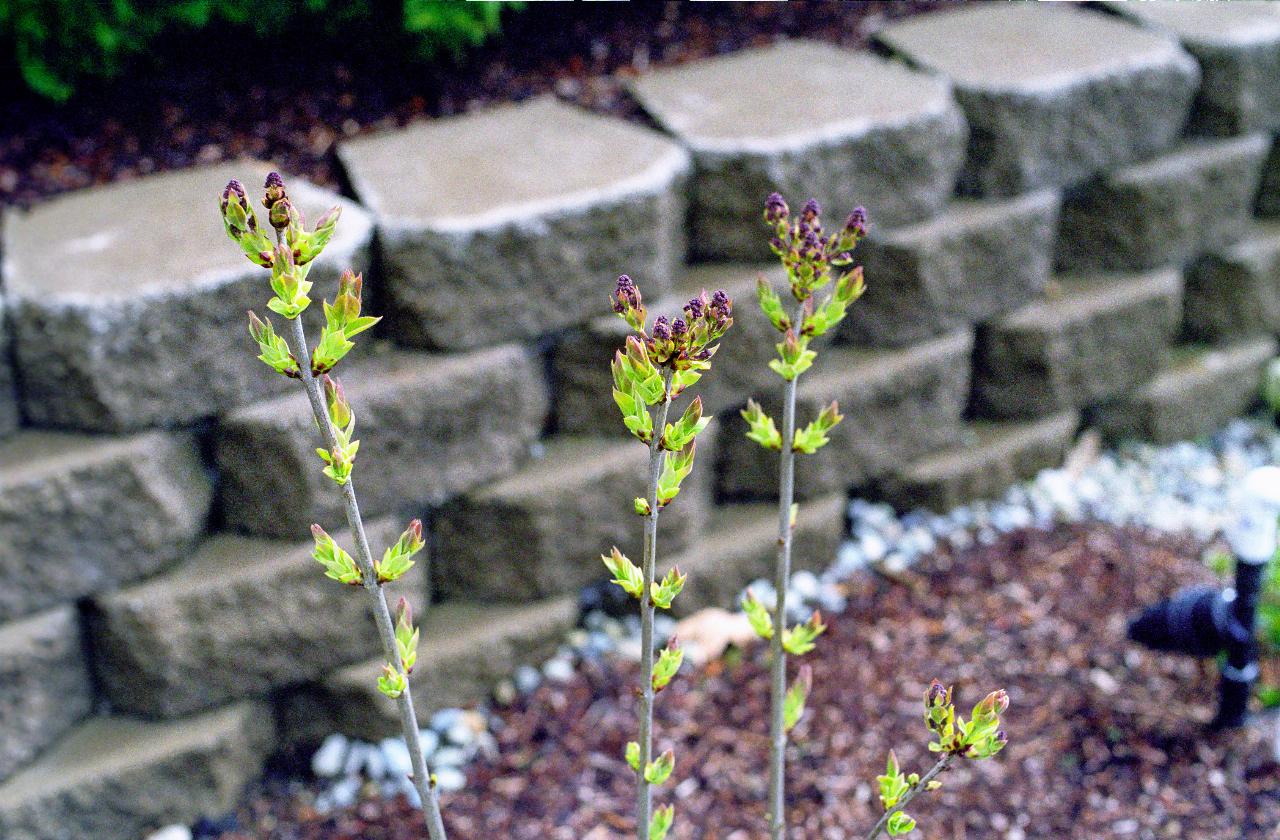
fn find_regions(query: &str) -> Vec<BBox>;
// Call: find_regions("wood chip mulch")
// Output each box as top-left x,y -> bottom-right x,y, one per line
218,523 -> 1280,839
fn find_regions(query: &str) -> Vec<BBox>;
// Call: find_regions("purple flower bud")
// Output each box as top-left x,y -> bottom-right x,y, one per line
710,289 -> 731,316
844,206 -> 867,237
612,274 -> 641,313
652,316 -> 671,341
671,317 -> 688,337
764,192 -> 790,223
801,198 -> 820,221
221,179 -> 246,213
263,171 -> 287,208
684,296 -> 705,320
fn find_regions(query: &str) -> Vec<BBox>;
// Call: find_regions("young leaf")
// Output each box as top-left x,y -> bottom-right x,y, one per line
643,749 -> 675,785
651,566 -> 686,610
783,664 -> 813,732
602,547 -> 644,599
742,590 -> 774,640
625,741 -> 642,772
377,519 -> 425,584
782,611 -> 826,656
655,441 -> 696,507
756,277 -> 790,332
793,401 -> 843,454
651,638 -> 684,691
649,805 -> 675,840
247,311 -> 300,378
741,399 -> 782,451
377,663 -> 407,699
886,811 -> 917,836
394,597 -> 419,673
310,524 -> 362,585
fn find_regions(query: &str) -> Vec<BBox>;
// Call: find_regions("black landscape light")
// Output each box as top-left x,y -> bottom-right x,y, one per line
1127,466 -> 1279,728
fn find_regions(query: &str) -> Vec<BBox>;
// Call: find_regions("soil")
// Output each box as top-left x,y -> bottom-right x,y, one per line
0,2 -> 947,209
211,523 -> 1280,839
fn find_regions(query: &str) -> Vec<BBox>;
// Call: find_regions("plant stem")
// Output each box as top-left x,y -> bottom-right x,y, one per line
767,302 -> 808,840
286,315 -> 448,840
865,755 -> 952,840
636,369 -> 676,840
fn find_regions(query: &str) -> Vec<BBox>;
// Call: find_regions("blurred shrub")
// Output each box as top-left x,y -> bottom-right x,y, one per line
0,0 -> 519,101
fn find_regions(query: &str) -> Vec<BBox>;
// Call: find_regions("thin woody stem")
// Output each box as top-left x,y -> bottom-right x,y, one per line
286,315 -> 448,840
767,300 -> 807,840
865,755 -> 952,840
636,368 -> 676,840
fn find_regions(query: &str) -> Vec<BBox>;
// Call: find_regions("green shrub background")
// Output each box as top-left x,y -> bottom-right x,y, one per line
0,0 -> 520,101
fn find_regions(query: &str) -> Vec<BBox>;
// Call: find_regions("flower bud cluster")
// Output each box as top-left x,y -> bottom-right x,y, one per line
873,683 -> 1010,837
756,194 -> 867,384
764,193 -> 866,302
610,275 -> 733,451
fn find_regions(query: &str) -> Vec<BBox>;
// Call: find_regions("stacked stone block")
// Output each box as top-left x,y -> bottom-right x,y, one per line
627,39 -> 968,258
2,162 -> 374,432
2,5 -> 1278,834
876,4 -> 1199,196
336,96 -> 690,350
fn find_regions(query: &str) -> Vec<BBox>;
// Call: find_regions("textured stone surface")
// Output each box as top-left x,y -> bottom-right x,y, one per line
433,435 -> 711,602
0,294 -> 17,438
552,264 -> 781,436
0,430 -> 212,622
663,494 -> 846,618
91,519 -> 423,719
4,162 -> 373,432
276,597 -> 576,744
1259,136 -> 1280,217
839,190 -> 1060,347
628,40 -> 966,258
1095,338 -> 1277,445
1116,2 -> 1280,135
877,4 -> 1199,196
0,607 -> 92,783
1184,220 -> 1280,343
875,412 -> 1078,513
971,269 -> 1183,419
216,344 -> 547,538
338,97 -> 688,350
716,330 -> 973,501
0,703 -> 271,840
1056,134 -> 1269,272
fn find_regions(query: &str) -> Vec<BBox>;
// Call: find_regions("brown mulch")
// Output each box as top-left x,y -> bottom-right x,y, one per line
0,2 -> 949,209
218,523 -> 1280,839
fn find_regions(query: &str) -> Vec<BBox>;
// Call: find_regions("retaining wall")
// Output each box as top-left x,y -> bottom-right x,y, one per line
1,5 -> 1279,837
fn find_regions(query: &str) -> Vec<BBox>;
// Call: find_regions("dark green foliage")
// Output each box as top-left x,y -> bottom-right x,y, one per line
0,0 -> 520,101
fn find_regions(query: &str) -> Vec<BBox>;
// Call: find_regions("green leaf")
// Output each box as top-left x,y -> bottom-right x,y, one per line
741,399 -> 782,451
782,611 -> 826,656
650,566 -> 686,610
310,524 -> 361,585
644,749 -> 675,785
793,401 -> 843,454
886,811 -> 916,836
651,640 -> 685,691
625,741 -> 642,772
742,590 -> 774,640
649,805 -> 675,840
661,396 -> 710,451
783,664 -> 812,732
602,548 -> 644,599
655,440 -> 696,507
376,663 -> 407,699
756,277 -> 790,332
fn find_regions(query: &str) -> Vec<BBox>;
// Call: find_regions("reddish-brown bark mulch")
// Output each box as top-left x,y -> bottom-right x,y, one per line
219,524 -> 1280,839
